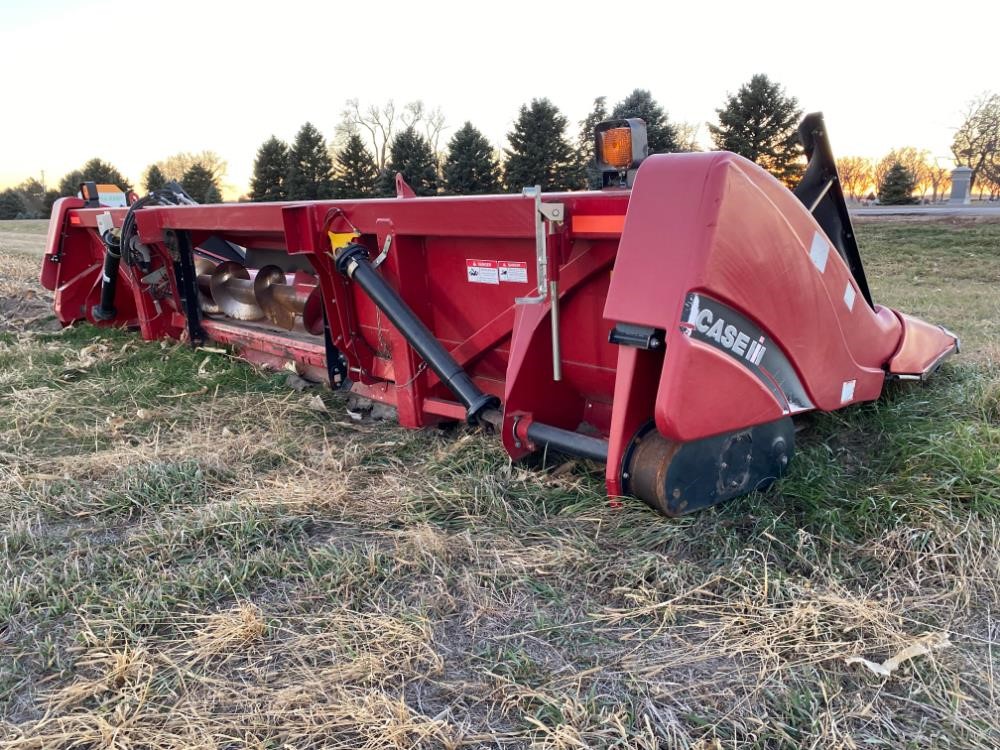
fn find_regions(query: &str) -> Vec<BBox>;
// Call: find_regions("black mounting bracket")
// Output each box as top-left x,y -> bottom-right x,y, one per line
793,112 -> 874,308
168,230 -> 206,347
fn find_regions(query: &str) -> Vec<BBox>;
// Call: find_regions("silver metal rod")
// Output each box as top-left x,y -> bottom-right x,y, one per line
550,280 -> 561,381
808,178 -> 835,213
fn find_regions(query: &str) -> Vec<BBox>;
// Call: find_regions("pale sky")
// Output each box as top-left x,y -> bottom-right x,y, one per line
1,0 -> 996,199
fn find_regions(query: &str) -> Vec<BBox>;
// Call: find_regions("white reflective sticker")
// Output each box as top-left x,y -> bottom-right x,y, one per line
841,379 -> 856,403
809,232 -> 829,274
843,283 -> 856,311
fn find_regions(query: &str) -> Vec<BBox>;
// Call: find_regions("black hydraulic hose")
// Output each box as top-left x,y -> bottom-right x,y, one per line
92,231 -> 121,321
525,421 -> 609,463
335,243 -> 499,423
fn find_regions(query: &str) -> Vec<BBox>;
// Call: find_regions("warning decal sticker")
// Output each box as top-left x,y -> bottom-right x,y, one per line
466,259 -> 499,285
498,261 -> 528,283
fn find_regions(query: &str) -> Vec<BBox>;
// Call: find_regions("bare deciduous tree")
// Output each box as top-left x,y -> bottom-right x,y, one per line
836,156 -> 873,201
675,121 -> 703,152
340,99 -> 397,172
422,106 -> 448,157
979,162 -> 1000,200
927,161 -> 951,203
152,151 -> 227,184
339,99 -> 447,172
951,92 -> 1000,193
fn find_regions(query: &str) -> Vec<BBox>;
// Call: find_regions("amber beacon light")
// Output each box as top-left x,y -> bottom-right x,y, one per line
601,128 -> 634,168
594,118 -> 649,187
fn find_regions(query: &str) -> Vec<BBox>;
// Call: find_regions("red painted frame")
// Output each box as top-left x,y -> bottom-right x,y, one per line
40,153 -> 957,502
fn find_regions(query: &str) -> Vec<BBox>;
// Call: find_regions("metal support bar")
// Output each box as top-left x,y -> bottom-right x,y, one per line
515,186 -> 549,302
515,186 -> 565,381
320,298 -> 349,388
172,230 -> 206,346
526,421 -> 609,463
808,178 -> 835,213
549,280 -> 562,381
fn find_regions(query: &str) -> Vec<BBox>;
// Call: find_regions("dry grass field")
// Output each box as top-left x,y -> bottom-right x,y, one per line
0,217 -> 998,748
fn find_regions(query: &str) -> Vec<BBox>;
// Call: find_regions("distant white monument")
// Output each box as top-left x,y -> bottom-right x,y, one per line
949,166 -> 973,205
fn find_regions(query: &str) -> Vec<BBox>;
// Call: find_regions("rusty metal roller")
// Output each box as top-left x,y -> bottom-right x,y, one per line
254,264 -> 325,333
210,261 -> 264,320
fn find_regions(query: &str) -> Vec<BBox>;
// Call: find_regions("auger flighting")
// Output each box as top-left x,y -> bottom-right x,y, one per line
195,257 -> 323,333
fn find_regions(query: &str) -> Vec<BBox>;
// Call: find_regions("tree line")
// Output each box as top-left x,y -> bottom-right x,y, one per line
2,80 -> 998,219
837,149 -> 955,205
839,92 -> 1000,205
0,153 -> 227,220
245,77 -> 809,202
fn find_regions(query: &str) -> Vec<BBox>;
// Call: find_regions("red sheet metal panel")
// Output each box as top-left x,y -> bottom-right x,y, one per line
605,152 -> 911,442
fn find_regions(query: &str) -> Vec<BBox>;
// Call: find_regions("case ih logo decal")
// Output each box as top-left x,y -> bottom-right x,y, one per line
692,307 -> 767,365
680,293 -> 814,414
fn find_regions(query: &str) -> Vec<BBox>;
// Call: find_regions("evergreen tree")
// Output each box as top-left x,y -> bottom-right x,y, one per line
503,98 -> 582,192
250,136 -> 290,201
578,97 -> 609,189
181,163 -> 222,203
375,126 -> 439,197
611,89 -> 678,154
58,170 -> 85,196
13,178 -> 47,217
144,164 -> 167,192
331,133 -> 378,199
878,162 -> 918,205
442,122 -> 501,195
58,158 -> 131,195
0,189 -> 25,220
286,122 -> 335,200
709,74 -> 804,186
205,183 -> 222,203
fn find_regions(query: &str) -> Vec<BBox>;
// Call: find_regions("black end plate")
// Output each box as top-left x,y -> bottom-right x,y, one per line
626,417 -> 795,516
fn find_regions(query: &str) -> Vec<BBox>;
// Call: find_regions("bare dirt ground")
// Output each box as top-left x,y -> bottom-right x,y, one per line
0,218 -> 998,749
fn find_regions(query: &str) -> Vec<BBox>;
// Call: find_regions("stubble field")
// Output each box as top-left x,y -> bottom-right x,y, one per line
0,217 -> 998,748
